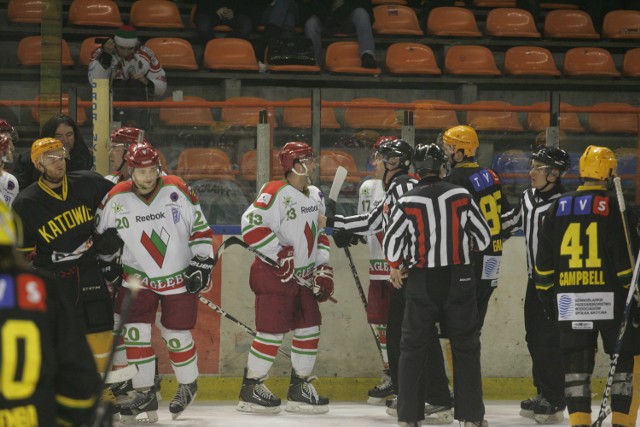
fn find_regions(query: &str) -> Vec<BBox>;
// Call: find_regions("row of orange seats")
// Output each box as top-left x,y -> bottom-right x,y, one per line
8,0 -> 640,41
31,93 -> 638,134
16,35 -> 640,78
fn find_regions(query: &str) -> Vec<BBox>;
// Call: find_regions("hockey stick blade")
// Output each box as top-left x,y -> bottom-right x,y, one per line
326,166 -> 348,217
198,295 -> 290,359
223,236 -> 337,303
104,364 -> 138,384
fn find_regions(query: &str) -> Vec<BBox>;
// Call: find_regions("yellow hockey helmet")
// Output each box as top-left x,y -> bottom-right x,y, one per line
0,203 -> 21,247
31,137 -> 65,167
579,145 -> 617,181
442,125 -> 479,157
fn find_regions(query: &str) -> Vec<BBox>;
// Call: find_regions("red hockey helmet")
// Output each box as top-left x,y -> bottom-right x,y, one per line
125,141 -> 159,169
110,127 -> 148,147
279,141 -> 315,172
373,135 -> 398,152
0,119 -> 17,151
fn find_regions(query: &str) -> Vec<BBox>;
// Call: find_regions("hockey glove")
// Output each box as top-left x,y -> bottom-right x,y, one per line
313,265 -> 334,303
332,230 -> 366,248
93,228 -> 124,257
274,246 -> 295,283
99,260 -> 123,288
185,255 -> 216,294
537,290 -> 557,322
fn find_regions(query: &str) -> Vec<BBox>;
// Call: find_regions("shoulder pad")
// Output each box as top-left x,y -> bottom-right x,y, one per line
254,180 -> 287,209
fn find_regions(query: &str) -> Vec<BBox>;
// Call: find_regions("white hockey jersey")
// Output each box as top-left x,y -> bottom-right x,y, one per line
95,176 -> 213,295
0,170 -> 18,206
358,179 -> 388,280
241,180 -> 330,278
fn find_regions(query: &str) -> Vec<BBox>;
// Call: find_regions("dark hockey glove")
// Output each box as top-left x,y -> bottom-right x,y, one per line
274,246 -> 295,283
93,228 -> 124,256
185,255 -> 216,294
99,260 -> 123,288
332,230 -> 364,248
537,290 -> 557,322
313,265 -> 334,303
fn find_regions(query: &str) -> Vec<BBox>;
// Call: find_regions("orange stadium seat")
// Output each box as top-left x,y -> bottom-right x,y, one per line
32,93 -> 87,125
602,10 -> 640,39
221,97 -> 276,127
325,42 -> 382,75
176,148 -> 236,181
239,150 -> 284,181
344,98 -> 400,130
444,45 -> 500,76
427,7 -> 482,37
504,46 -> 561,76
485,8 -> 541,38
18,36 -> 74,66
203,38 -> 259,71
282,98 -> 340,129
68,0 -> 122,27
158,95 -> 214,126
623,48 -> 640,77
544,10 -> 600,39
472,0 -> 516,6
466,101 -> 523,131
144,38 -> 198,71
8,0 -> 52,24
385,43 -> 441,75
372,5 -> 423,36
129,0 -> 184,29
320,150 -> 362,183
412,100 -> 459,130
79,36 -> 104,65
588,102 -> 639,133
527,102 -> 584,132
563,47 -> 620,77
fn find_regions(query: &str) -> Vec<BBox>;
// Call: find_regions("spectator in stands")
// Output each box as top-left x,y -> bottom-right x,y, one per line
194,0 -> 254,45
88,25 -> 167,130
13,113 -> 93,190
302,0 -> 377,69
256,0 -> 301,63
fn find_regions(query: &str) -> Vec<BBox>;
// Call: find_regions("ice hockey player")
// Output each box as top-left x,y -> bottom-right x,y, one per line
105,126 -> 149,184
95,141 -> 215,422
0,118 -> 18,205
237,141 -> 333,414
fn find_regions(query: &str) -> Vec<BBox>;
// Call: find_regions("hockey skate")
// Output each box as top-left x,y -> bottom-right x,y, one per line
111,379 -> 135,407
532,397 -> 564,425
120,388 -> 159,424
463,420 -> 488,427
237,369 -> 282,414
169,380 -> 197,420
520,393 -> 542,419
423,403 -> 453,425
386,396 -> 397,417
367,369 -> 395,405
285,371 -> 329,414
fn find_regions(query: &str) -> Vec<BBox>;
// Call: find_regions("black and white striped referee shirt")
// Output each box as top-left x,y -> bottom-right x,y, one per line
501,185 -> 566,278
384,177 -> 491,270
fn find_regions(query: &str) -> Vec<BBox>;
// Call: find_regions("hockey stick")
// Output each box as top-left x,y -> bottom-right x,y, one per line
222,236 -> 337,303
198,295 -> 290,359
325,166 -> 385,365
592,248 -> 640,427
614,177 -> 640,321
91,277 -> 143,427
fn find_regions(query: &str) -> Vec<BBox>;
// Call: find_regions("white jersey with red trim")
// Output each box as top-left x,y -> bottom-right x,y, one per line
0,170 -> 18,206
241,180 -> 330,278
95,175 -> 213,295
358,179 -> 388,280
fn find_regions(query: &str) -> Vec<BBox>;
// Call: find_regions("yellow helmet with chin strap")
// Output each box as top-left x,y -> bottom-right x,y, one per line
442,125 -> 479,157
579,145 -> 617,181
0,203 -> 21,247
31,137 -> 66,167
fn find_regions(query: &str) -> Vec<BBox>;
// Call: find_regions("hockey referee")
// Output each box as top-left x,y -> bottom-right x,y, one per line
384,143 -> 491,427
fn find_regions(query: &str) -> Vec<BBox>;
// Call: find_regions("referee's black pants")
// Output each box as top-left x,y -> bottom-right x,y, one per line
524,278 -> 565,408
398,265 -> 484,423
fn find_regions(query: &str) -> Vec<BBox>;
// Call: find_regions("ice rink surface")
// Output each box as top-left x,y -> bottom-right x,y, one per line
114,401 -> 617,426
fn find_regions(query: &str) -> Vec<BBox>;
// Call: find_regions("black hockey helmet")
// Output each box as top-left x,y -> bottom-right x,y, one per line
531,146 -> 571,175
377,138 -> 413,170
413,143 -> 447,175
